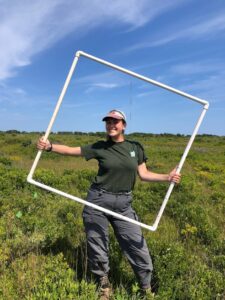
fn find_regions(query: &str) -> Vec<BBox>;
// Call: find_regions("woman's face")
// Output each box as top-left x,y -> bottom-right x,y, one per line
105,118 -> 126,138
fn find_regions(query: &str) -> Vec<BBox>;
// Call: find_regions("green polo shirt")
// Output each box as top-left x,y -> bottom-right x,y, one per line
81,139 -> 147,193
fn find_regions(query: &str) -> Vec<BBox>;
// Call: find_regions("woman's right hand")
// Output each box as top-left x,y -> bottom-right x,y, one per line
37,136 -> 51,151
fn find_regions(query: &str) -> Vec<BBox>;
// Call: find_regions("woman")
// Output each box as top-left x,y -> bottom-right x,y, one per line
37,109 -> 181,300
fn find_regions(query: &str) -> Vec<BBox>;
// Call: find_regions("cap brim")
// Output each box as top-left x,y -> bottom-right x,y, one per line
102,116 -> 123,121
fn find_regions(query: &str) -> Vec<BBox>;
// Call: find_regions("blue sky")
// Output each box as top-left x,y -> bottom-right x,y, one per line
0,0 -> 225,135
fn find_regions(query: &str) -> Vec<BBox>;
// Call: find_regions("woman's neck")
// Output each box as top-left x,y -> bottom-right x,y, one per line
111,134 -> 125,143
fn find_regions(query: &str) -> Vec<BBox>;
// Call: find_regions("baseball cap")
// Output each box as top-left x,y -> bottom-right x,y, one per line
102,109 -> 127,123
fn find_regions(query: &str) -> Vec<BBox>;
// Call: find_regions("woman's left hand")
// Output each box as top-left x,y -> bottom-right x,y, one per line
168,167 -> 181,184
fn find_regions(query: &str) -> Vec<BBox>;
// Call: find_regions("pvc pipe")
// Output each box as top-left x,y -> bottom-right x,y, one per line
27,177 -> 155,231
27,50 -> 209,232
77,51 -> 209,106
27,55 -> 79,181
152,104 -> 209,230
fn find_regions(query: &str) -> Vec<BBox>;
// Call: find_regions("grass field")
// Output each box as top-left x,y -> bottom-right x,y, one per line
0,131 -> 224,299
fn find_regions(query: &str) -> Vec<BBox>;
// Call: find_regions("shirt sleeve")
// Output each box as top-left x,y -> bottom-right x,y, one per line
81,144 -> 96,160
136,142 -> 148,165
81,141 -> 104,161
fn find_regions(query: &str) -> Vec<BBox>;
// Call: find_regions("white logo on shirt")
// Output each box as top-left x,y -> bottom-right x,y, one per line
130,151 -> 135,157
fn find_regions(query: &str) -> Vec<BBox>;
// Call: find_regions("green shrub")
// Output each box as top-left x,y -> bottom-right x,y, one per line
0,253 -> 98,300
0,133 -> 224,299
0,156 -> 12,166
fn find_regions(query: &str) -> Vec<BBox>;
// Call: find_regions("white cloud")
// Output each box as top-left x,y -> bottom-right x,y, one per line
177,72 -> 225,102
0,82 -> 27,104
123,12 -> 225,53
170,61 -> 225,75
84,83 -> 120,94
166,59 -> 225,102
92,83 -> 119,89
132,57 -> 225,104
162,62 -> 224,103
0,0 -> 183,81
75,69 -> 128,93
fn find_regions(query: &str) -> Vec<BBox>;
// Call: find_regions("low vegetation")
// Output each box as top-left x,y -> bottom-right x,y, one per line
0,132 -> 224,299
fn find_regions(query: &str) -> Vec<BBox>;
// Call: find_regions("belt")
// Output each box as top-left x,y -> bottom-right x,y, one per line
90,184 -> 132,196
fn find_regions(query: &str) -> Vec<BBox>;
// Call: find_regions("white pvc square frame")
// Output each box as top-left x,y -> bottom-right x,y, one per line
27,51 -> 209,231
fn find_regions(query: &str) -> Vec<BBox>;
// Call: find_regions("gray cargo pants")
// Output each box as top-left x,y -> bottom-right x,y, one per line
82,186 -> 153,289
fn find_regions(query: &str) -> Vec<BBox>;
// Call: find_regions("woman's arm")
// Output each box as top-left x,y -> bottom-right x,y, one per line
37,137 -> 82,156
137,162 -> 181,183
